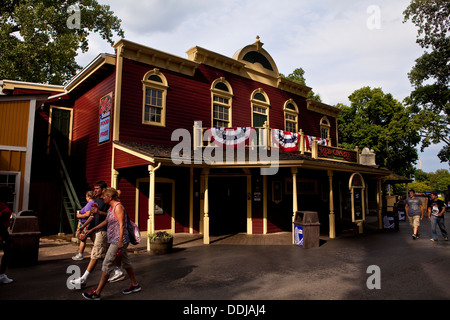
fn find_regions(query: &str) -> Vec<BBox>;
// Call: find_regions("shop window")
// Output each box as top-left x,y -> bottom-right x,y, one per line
211,78 -> 233,127
142,69 -> 168,126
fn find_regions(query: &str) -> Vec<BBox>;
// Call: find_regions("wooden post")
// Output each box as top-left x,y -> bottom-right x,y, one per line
328,170 -> 336,239
291,167 -> 298,244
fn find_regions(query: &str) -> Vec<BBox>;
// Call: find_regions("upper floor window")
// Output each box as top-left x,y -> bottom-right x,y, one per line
284,99 -> 298,133
142,69 -> 168,126
320,116 -> 330,142
251,88 -> 270,128
211,78 -> 233,127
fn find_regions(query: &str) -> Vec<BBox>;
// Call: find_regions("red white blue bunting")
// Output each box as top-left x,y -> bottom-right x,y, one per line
272,129 -> 299,152
305,135 -> 328,150
208,127 -> 254,149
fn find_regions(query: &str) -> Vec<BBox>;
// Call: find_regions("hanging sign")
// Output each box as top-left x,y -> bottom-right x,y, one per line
99,92 -> 112,144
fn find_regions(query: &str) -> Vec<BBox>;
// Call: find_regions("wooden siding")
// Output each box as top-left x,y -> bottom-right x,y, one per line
114,148 -> 149,169
71,72 -> 116,186
118,58 -> 337,147
0,100 -> 30,147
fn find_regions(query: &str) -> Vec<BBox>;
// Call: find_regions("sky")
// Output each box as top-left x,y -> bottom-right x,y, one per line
75,0 -> 449,174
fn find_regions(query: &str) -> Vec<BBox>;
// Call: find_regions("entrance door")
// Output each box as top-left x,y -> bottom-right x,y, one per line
50,107 -> 72,156
208,177 -> 247,236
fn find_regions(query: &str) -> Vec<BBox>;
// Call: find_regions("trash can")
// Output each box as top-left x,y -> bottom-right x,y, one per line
9,216 -> 41,267
293,211 -> 320,248
382,208 -> 399,232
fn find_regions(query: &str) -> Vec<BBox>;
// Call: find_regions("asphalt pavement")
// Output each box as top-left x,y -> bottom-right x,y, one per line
1,217 -> 450,317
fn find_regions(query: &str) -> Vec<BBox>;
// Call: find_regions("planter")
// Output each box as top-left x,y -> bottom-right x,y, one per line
150,237 -> 173,254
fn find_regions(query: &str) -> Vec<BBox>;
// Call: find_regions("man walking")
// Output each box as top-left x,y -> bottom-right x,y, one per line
405,190 -> 423,240
428,192 -> 448,242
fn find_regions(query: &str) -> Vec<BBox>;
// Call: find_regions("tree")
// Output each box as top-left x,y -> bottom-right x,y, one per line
0,0 -> 124,85
280,68 -> 322,101
337,87 -> 421,177
403,0 -> 450,164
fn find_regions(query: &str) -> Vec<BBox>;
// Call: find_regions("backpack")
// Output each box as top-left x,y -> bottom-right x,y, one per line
127,216 -> 141,245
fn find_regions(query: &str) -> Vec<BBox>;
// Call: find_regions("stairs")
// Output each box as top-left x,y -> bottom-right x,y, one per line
52,139 -> 82,236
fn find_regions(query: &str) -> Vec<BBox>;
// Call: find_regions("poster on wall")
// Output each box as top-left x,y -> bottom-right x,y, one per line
99,92 -> 112,144
353,188 -> 363,221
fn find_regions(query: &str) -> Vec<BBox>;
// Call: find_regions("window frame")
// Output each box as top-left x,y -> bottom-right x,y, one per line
250,88 -> 270,127
320,116 -> 331,143
210,77 -> 233,128
283,99 -> 299,133
142,69 -> 169,127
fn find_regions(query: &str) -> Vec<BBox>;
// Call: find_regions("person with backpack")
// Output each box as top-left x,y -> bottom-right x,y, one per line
82,187 -> 141,300
428,192 -> 448,242
70,181 -> 124,288
405,189 -> 424,239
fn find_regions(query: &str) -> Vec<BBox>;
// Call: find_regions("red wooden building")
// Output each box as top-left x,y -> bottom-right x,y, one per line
44,37 -> 391,248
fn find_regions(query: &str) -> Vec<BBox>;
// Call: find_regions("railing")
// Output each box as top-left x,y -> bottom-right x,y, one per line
193,121 -> 362,165
52,139 -> 81,235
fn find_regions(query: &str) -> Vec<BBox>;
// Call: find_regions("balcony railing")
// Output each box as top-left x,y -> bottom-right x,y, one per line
193,121 -> 361,164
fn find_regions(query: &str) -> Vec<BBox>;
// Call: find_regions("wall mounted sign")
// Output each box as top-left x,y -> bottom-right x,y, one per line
348,172 -> 366,222
318,145 -> 357,163
99,92 -> 112,144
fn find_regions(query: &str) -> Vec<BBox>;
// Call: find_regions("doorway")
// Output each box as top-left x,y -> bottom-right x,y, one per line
208,176 -> 247,236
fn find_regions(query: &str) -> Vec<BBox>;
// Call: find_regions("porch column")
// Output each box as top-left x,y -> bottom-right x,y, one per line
147,163 -> 161,251
263,175 -> 267,234
328,170 -> 336,239
112,169 -> 119,189
291,167 -> 298,244
377,177 -> 383,229
203,168 -> 210,244
189,167 -> 194,234
246,174 -> 252,234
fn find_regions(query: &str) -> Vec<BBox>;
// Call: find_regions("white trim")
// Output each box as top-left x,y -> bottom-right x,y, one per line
0,145 -> 27,152
21,98 -> 37,210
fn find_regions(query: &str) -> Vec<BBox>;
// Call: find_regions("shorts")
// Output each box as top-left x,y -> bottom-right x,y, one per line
90,231 -> 107,260
102,242 -> 132,274
408,215 -> 421,228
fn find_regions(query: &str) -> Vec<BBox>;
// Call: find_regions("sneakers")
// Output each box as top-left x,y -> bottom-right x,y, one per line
72,253 -> 84,261
108,268 -> 125,283
70,277 -> 86,288
0,274 -> 13,284
122,284 -> 141,295
82,289 -> 101,300
412,234 -> 417,240
430,238 -> 437,242
445,237 -> 449,241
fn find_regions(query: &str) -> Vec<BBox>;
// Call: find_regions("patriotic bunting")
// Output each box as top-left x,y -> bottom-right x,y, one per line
208,127 -> 254,149
305,135 -> 328,151
272,129 -> 299,152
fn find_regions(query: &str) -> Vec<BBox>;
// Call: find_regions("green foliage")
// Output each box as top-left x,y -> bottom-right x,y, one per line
337,87 -> 421,177
0,0 -> 124,84
280,68 -> 321,102
410,168 -> 450,192
403,0 -> 450,163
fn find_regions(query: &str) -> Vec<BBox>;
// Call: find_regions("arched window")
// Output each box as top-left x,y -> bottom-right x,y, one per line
284,99 -> 299,133
142,69 -> 168,126
211,78 -> 233,127
320,116 -> 330,142
251,88 -> 270,128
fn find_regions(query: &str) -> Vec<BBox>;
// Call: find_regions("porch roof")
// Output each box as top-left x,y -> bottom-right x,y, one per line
113,140 -> 392,176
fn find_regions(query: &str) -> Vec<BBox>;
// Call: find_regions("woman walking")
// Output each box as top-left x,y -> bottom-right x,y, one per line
82,187 -> 141,300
